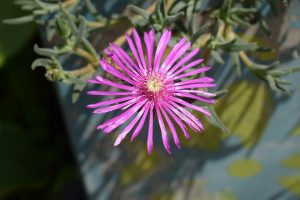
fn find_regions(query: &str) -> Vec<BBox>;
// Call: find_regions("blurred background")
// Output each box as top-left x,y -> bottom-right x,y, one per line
0,1 -> 86,199
1,0 -> 300,200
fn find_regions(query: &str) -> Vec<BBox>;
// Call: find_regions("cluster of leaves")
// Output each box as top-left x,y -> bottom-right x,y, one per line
3,0 -> 300,131
4,0 -> 127,101
128,0 -> 299,94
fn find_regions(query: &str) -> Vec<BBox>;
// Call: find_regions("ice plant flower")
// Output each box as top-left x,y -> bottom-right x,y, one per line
87,29 -> 216,154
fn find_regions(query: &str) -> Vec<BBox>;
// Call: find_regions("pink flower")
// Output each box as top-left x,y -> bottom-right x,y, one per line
87,29 -> 216,154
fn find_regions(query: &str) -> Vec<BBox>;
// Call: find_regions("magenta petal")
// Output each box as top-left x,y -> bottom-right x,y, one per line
161,103 -> 190,139
175,83 -> 216,89
162,42 -> 191,73
95,76 -> 134,91
159,103 -> 181,149
130,102 -> 150,142
170,58 -> 203,77
161,38 -> 186,70
147,103 -> 154,154
174,89 -> 216,97
100,59 -> 136,85
170,97 -> 211,116
167,48 -> 200,75
168,100 -> 205,131
110,54 -> 140,80
94,97 -> 140,114
153,30 -> 171,72
126,33 -> 145,74
164,101 -> 201,132
173,67 -> 211,80
174,92 -> 216,104
144,31 -> 155,71
114,102 -> 148,146
155,103 -> 171,154
87,96 -> 133,109
97,99 -> 146,131
133,29 -> 147,69
87,90 -> 132,96
110,44 -> 143,75
174,77 -> 215,86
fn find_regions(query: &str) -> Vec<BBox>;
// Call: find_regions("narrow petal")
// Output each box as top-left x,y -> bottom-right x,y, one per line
174,89 -> 216,97
97,99 -> 146,131
130,102 -> 150,141
161,42 -> 191,72
87,96 -> 133,109
158,103 -> 181,149
174,77 -> 215,86
147,103 -> 154,154
161,38 -> 186,70
110,54 -> 140,80
169,58 -> 203,78
100,59 -> 136,85
167,48 -> 200,75
174,92 -> 216,104
172,67 -> 211,80
87,90 -> 132,96
126,33 -> 145,74
168,100 -> 206,131
175,83 -> 216,90
161,103 -> 190,139
133,29 -> 147,69
93,76 -> 134,91
153,30 -> 171,72
164,101 -> 201,132
155,103 -> 171,154
110,44 -> 143,75
170,96 -> 211,116
94,97 -> 140,114
144,30 -> 155,71
114,102 -> 149,146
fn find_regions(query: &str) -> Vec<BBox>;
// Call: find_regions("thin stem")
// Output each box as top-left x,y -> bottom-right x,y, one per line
65,64 -> 94,77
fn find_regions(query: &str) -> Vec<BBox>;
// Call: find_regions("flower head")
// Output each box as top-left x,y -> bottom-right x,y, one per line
87,29 -> 216,154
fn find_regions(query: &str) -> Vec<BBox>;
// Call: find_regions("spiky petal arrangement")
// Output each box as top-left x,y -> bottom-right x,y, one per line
87,29 -> 216,154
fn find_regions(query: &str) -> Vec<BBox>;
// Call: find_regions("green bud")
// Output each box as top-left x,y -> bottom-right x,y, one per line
55,17 -> 71,38
45,69 -> 63,81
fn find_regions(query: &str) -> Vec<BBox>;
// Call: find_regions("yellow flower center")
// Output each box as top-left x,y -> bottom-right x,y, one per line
147,77 -> 163,93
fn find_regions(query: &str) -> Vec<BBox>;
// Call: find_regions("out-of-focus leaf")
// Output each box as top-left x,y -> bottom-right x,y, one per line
223,39 -> 258,52
231,52 -> 241,76
0,52 -> 6,67
0,1 -> 35,59
282,153 -> 300,169
3,15 -> 34,24
211,50 -> 225,65
170,1 -> 187,14
218,81 -> 273,147
206,105 -> 229,133
155,0 -> 166,20
163,12 -> 184,25
278,175 -> 300,197
120,141 -> 163,186
191,22 -> 212,43
127,5 -> 150,20
228,159 -> 262,178
31,58 -> 53,70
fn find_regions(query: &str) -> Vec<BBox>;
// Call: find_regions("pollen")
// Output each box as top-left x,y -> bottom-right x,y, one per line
147,77 -> 163,93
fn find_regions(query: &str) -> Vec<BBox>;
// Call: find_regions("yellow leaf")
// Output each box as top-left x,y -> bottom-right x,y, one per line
278,175 -> 300,196
282,153 -> 300,169
228,159 -> 262,178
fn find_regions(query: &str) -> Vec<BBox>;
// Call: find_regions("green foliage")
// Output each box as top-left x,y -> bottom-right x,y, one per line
3,0 -> 300,132
0,1 -> 35,67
